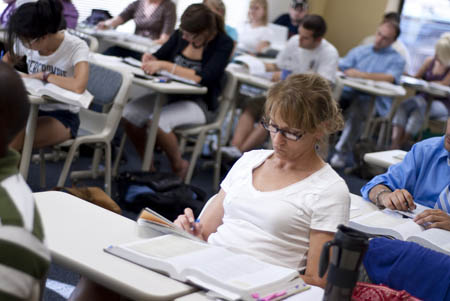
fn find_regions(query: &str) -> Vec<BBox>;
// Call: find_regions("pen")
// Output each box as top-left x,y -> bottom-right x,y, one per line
190,218 -> 200,231
0,50 -> 4,60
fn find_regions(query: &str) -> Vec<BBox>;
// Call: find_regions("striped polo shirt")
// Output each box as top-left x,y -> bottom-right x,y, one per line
0,149 -> 50,300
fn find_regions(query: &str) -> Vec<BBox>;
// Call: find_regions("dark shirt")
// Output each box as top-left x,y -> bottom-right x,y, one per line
273,14 -> 298,38
153,29 -> 234,111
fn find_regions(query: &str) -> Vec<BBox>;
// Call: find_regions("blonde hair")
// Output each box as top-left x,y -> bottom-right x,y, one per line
249,0 -> 268,25
264,74 -> 344,135
436,32 -> 450,66
204,0 -> 226,17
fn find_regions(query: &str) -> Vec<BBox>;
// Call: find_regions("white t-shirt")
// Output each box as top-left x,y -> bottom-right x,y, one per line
208,150 -> 350,271
275,35 -> 339,83
237,23 -> 274,53
16,31 -> 90,113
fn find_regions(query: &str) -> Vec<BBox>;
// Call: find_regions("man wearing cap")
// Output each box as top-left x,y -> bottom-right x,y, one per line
273,0 -> 308,38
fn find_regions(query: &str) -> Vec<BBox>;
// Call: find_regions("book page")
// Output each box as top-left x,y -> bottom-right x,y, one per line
22,77 -> 46,96
408,228 -> 450,256
234,54 -> 266,75
128,234 -> 209,259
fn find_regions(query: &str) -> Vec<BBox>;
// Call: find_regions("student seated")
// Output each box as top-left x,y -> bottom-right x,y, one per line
222,15 -> 339,158
203,0 -> 238,43
273,0 -> 308,38
361,116 -> 450,231
360,12 -> 411,74
122,3 -> 233,179
391,32 -> 450,150
236,0 -> 273,55
97,0 -> 176,59
0,61 -> 51,300
176,74 -> 350,287
2,0 -> 89,151
330,20 -> 405,169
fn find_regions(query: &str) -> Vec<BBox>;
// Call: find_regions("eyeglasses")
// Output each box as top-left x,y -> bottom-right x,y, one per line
260,120 -> 304,141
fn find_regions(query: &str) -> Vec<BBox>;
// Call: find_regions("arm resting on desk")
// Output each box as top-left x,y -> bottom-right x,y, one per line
36,61 -> 89,93
343,68 -> 395,83
414,57 -> 450,86
97,16 -> 125,30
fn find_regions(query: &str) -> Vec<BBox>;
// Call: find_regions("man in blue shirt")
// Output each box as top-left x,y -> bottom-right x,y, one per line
273,0 -> 308,38
330,21 -> 405,168
360,117 -> 450,231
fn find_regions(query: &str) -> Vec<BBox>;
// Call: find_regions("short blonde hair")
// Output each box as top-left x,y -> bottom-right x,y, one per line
249,0 -> 268,25
264,74 -> 344,135
204,0 -> 226,17
436,32 -> 450,66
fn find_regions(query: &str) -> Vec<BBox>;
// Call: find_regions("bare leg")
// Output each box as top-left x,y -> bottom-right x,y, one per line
156,128 -> 189,179
391,125 -> 405,149
239,123 -> 268,152
231,109 -> 257,150
69,277 -> 121,301
9,116 -> 71,151
123,118 -> 147,159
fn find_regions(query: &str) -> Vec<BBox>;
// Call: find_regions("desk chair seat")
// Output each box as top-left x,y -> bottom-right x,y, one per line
175,71 -> 238,189
39,63 -> 132,195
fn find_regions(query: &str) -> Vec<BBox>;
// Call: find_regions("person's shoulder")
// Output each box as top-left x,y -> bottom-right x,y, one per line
274,13 -> 290,24
319,39 -> 339,56
161,0 -> 176,9
64,31 -> 89,49
412,136 -> 445,154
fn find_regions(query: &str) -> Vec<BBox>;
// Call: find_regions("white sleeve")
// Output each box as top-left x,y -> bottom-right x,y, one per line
70,38 -> 89,65
310,179 -> 350,232
316,47 -> 339,83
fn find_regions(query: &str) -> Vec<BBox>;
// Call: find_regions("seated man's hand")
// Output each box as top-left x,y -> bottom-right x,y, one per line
174,208 -> 203,238
414,209 -> 450,231
379,189 -> 416,211
343,68 -> 366,78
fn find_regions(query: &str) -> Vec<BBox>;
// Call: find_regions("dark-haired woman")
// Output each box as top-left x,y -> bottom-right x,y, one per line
122,3 -> 233,179
2,0 -> 89,150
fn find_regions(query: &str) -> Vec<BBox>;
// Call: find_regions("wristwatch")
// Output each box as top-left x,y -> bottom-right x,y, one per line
375,189 -> 390,209
43,71 -> 51,83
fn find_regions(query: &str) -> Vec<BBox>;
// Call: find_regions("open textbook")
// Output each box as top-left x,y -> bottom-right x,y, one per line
401,75 -> 450,96
122,57 -> 200,86
105,234 -> 308,301
22,78 -> 93,109
349,204 -> 450,256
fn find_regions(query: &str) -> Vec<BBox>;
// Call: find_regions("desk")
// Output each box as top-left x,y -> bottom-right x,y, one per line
34,191 -> 195,300
339,76 -> 406,149
89,53 -> 207,171
19,96 -> 46,179
363,149 -> 406,169
77,26 -> 160,54
227,64 -> 273,90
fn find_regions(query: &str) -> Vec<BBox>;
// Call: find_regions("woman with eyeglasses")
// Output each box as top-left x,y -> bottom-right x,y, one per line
175,74 -> 350,288
2,0 -> 89,151
122,3 -> 233,179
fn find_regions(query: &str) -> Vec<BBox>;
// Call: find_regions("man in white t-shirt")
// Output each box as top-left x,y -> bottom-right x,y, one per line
222,14 -> 339,159
266,14 -> 338,83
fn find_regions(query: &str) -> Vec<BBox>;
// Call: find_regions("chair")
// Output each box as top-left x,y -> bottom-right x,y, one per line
67,28 -> 99,52
39,62 -> 132,195
175,71 -> 238,188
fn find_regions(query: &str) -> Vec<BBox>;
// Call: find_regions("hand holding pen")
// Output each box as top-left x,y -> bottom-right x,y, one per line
174,208 -> 203,238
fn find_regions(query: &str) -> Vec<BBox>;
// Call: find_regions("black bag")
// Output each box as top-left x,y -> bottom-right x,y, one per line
83,9 -> 113,26
116,171 -> 207,221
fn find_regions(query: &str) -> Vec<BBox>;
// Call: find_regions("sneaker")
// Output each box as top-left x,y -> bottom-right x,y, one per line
220,146 -> 242,159
330,152 -> 346,169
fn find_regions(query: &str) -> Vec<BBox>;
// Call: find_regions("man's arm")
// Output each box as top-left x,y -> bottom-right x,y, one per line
368,184 -> 415,211
343,69 -> 395,82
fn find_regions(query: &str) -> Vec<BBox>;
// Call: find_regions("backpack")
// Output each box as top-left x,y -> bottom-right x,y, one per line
116,171 -> 207,221
82,9 -> 113,26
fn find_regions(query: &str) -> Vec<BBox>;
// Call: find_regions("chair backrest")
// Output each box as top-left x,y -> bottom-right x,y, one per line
213,70 -> 238,125
78,63 -> 132,140
67,29 -> 99,52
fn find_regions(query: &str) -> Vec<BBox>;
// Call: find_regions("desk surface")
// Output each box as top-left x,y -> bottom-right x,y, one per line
363,149 -> 406,169
227,64 -> 273,90
34,191 -> 195,300
340,77 -> 406,98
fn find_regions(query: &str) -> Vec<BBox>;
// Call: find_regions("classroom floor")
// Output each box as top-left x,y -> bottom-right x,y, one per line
29,139 -> 368,300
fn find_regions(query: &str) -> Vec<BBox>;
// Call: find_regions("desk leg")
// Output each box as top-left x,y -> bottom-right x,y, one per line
361,95 -> 376,140
141,93 -> 167,171
19,103 -> 39,179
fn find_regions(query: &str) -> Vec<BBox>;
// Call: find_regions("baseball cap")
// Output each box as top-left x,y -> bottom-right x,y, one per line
291,0 -> 308,10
